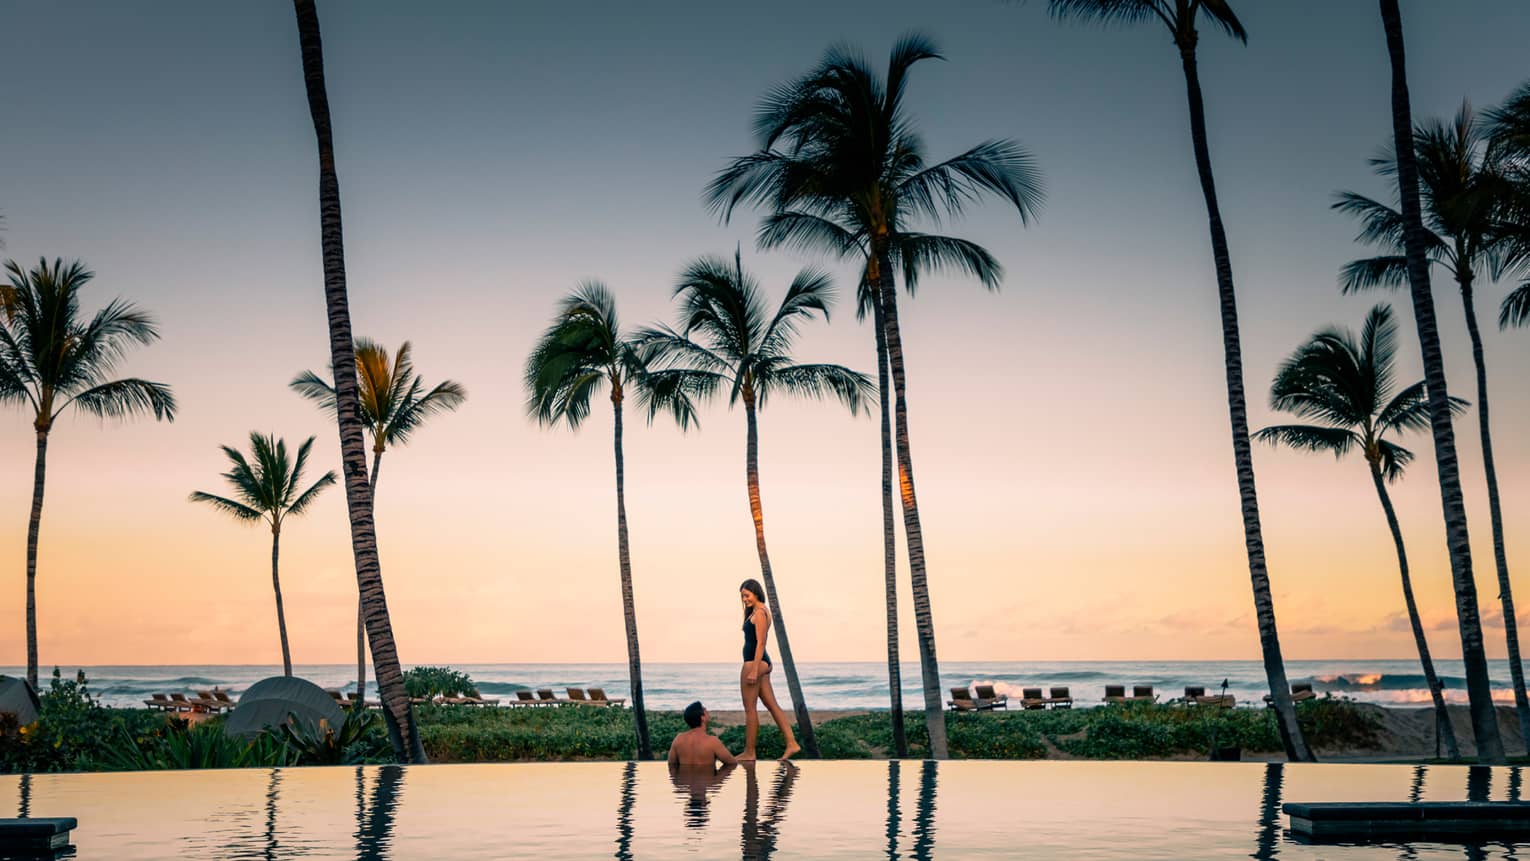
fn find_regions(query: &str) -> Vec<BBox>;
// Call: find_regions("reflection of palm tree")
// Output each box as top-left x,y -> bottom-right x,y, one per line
1511,767 -> 1523,803
1465,766 -> 1493,861
263,769 -> 282,861
739,762 -> 799,860
16,772 -> 29,818
355,765 -> 404,861
1410,765 -> 1427,803
884,760 -> 900,861
616,762 -> 637,860
669,763 -> 734,830
911,760 -> 938,861
1251,763 -> 1283,861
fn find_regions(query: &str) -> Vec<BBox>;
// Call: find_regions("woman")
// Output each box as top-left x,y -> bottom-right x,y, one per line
739,579 -> 801,761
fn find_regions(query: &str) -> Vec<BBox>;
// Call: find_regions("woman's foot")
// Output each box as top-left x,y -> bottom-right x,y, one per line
778,742 -> 801,761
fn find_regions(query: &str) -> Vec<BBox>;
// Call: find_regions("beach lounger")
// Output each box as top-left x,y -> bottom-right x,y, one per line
975,685 -> 1010,710
212,689 -> 237,710
1019,687 -> 1046,710
192,690 -> 226,713
947,687 -> 985,711
537,689 -> 563,706
169,693 -> 202,713
1132,685 -> 1156,704
1186,685 -> 1235,708
566,688 -> 593,705
1103,685 -> 1127,704
513,690 -> 538,707
589,688 -> 625,707
1263,682 -> 1317,706
468,695 -> 499,706
1047,687 -> 1073,709
143,693 -> 175,711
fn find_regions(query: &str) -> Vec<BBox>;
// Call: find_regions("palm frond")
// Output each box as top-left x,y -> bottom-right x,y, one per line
1501,283 -> 1530,329
758,362 -> 876,416
187,490 -> 265,523
1251,424 -> 1357,458
756,211 -> 865,258
285,471 -> 337,519
290,369 -> 339,415
1338,256 -> 1409,294
897,140 -> 1044,225
895,232 -> 1003,294
1376,439 -> 1415,483
62,378 -> 177,423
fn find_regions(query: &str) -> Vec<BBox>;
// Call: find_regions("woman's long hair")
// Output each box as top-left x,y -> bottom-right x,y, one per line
740,579 -> 767,622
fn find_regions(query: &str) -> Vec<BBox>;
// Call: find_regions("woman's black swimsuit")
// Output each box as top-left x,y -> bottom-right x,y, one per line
742,610 -> 772,666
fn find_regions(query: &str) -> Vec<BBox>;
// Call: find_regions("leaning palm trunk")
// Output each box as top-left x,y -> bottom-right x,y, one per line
356,448 -> 383,707
271,528 -> 293,676
1176,41 -> 1311,761
1370,462 -> 1459,759
875,255 -> 948,760
1459,272 -> 1530,749
872,278 -> 908,759
24,429 -> 48,690
1379,0 -> 1504,762
293,0 -> 425,764
611,389 -> 653,759
743,392 -> 819,757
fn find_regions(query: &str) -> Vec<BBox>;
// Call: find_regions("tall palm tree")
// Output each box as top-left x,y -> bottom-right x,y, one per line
190,433 -> 336,676
1042,0 -> 1310,761
707,33 -> 1043,759
1333,103 -> 1530,748
291,339 -> 466,705
1488,82 -> 1530,330
1255,304 -> 1463,760
0,258 -> 176,689
525,282 -> 702,761
1376,0 -> 1504,762
292,0 -> 425,763
641,251 -> 875,760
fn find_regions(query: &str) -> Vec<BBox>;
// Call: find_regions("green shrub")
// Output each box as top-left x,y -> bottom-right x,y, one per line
403,666 -> 480,699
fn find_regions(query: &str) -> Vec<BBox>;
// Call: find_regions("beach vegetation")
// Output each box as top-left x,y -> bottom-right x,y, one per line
402,666 -> 481,699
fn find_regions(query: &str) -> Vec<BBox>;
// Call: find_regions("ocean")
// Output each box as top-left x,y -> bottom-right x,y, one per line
13,659 -> 1524,710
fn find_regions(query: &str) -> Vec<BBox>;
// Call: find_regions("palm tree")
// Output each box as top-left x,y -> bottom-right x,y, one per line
190,433 -> 336,676
1041,0 -> 1310,761
1376,0 -> 1505,762
1333,103 -> 1530,749
292,0 -> 425,763
641,251 -> 875,760
707,33 -> 1043,759
524,282 -> 702,761
291,339 -> 466,705
1255,304 -> 1463,760
1488,82 -> 1530,330
0,258 -> 176,689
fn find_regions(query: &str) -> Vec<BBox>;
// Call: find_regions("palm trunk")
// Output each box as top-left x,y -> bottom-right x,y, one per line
293,0 -> 425,764
356,447 -> 383,707
24,429 -> 47,691
743,391 -> 819,758
1370,460 -> 1459,759
875,254 -> 948,759
1177,42 -> 1311,762
1460,272 -> 1530,749
1379,0 -> 1505,762
870,269 -> 907,759
612,389 -> 653,760
271,526 -> 293,676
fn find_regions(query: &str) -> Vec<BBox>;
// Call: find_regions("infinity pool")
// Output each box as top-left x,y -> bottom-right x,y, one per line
4,760 -> 1526,859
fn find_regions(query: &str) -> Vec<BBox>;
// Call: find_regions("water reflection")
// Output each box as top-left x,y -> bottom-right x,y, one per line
355,766 -> 403,860
615,761 -> 636,860
740,761 -> 798,860
911,761 -> 938,861
1251,763 -> 1283,861
17,771 -> 30,818
262,769 -> 281,861
885,760 -> 900,860
669,762 -> 735,830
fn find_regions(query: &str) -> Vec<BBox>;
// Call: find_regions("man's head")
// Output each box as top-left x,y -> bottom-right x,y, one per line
683,700 -> 707,728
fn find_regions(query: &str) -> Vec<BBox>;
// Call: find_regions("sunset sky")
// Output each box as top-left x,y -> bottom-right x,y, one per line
2,0 -> 1530,670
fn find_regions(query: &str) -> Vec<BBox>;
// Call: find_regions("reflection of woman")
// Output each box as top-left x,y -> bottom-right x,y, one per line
669,762 -> 735,828
739,580 -> 800,761
740,761 -> 799,860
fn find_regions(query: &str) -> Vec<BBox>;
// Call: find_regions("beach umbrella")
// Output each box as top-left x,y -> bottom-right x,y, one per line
224,676 -> 343,739
0,676 -> 40,727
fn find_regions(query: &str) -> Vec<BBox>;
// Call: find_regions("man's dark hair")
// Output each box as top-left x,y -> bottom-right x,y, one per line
683,701 -> 705,728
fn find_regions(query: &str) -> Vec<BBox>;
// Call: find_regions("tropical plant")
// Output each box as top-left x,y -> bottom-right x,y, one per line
292,339 -> 466,705
1375,0 -> 1504,762
640,250 -> 876,759
277,705 -> 391,765
1038,0 -> 1310,760
1255,304 -> 1464,759
96,720 -> 295,771
525,282 -> 702,760
1333,102 -> 1530,749
1488,82 -> 1530,329
291,0 -> 425,764
707,33 -> 1043,759
402,666 -> 480,700
0,258 -> 177,689
189,433 -> 336,676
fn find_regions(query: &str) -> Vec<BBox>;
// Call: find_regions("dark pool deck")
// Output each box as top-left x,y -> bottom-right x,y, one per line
2,760 -> 1529,858
1286,800 -> 1530,840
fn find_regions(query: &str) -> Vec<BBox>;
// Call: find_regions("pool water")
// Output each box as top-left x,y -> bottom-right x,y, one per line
5,760 -> 1527,859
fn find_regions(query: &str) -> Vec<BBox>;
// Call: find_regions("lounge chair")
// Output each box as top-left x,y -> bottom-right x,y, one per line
1047,687 -> 1073,709
589,688 -> 625,707
467,695 -> 499,706
537,689 -> 562,706
169,693 -> 202,713
947,687 -> 984,711
1263,683 -> 1317,706
1186,685 -> 1235,708
1019,687 -> 1046,710
193,690 -> 226,713
513,690 -> 538,707
1103,685 -> 1127,704
975,685 -> 1010,710
566,688 -> 592,705
143,693 -> 175,711
212,689 -> 237,710
1132,685 -> 1156,704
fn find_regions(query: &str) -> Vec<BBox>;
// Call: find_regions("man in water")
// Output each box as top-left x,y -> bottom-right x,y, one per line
668,701 -> 739,767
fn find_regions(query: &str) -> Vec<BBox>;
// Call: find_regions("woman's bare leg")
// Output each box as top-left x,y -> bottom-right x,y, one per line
757,667 -> 801,761
740,663 -> 761,761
